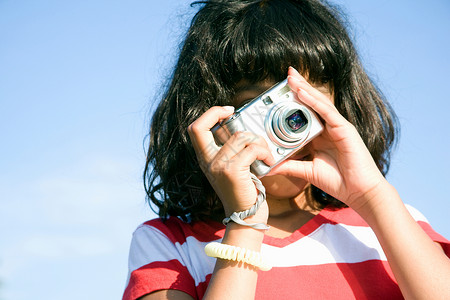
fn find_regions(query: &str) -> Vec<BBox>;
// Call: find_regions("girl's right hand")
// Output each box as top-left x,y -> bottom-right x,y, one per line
187,106 -> 275,220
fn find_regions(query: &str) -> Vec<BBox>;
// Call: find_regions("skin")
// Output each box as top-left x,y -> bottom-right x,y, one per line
141,67 -> 450,300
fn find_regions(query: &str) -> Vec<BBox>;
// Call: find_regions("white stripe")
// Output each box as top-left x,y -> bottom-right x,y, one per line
262,223 -> 386,267
182,236 -> 219,285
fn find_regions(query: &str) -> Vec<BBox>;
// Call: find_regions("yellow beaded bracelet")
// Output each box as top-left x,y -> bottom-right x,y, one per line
204,242 -> 272,271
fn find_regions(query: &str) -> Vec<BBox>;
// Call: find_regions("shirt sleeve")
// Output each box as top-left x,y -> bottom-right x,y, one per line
122,222 -> 197,300
406,204 -> 450,257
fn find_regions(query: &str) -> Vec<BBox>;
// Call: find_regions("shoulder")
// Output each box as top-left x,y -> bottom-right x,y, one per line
128,216 -> 225,273
132,217 -> 190,246
124,217 -> 224,300
321,204 -> 450,256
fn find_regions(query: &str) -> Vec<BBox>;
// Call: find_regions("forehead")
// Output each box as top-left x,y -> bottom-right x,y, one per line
233,79 -> 276,105
233,79 -> 333,107
234,77 -> 276,91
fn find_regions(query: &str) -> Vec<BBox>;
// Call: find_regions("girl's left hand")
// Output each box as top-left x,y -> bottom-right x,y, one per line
270,67 -> 387,210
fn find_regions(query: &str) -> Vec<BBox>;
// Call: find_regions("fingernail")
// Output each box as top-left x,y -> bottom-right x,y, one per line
223,106 -> 235,112
289,66 -> 300,75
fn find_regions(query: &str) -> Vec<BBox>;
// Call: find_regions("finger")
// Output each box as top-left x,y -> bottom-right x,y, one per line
287,67 -> 333,107
214,143 -> 275,175
287,81 -> 345,128
214,132 -> 276,167
234,143 -> 276,168
188,106 -> 235,161
297,88 -> 346,128
287,66 -> 312,87
216,131 -> 267,158
268,159 -> 313,181
287,69 -> 329,104
287,68 -> 347,128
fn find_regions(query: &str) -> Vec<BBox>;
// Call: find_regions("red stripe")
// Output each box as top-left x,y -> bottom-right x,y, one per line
140,209 -> 449,253
321,206 -> 368,226
123,260 -> 198,300
143,217 -> 225,245
256,260 -> 402,299
143,208 -> 358,248
196,274 -> 212,299
141,208 -> 370,248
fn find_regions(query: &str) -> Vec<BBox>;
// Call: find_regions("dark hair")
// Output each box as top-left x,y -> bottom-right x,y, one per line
144,0 -> 399,221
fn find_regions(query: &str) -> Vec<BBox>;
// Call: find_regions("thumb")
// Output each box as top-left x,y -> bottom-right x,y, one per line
268,159 -> 314,181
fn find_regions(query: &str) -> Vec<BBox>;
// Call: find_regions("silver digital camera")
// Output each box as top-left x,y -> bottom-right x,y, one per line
212,79 -> 323,177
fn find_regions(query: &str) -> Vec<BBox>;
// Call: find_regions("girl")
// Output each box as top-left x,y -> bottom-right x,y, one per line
123,0 -> 450,299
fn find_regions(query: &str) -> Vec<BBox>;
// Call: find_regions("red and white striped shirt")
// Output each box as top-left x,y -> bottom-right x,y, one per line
123,205 -> 450,300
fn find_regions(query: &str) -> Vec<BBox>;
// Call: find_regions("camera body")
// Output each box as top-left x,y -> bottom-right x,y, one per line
212,79 -> 323,177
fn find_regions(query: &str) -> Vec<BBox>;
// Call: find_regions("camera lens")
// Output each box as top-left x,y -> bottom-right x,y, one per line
285,110 -> 307,132
268,103 -> 312,148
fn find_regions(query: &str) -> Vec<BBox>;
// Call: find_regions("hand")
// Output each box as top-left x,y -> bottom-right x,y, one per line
270,67 -> 387,209
187,106 -> 275,219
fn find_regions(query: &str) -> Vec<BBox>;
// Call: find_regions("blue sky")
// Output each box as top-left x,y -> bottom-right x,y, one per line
0,1 -> 449,299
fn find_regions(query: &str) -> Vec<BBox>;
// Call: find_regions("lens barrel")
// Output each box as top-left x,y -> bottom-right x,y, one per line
268,102 -> 311,148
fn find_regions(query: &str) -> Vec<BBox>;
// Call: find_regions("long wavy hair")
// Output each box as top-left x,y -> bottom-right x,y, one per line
144,0 -> 399,221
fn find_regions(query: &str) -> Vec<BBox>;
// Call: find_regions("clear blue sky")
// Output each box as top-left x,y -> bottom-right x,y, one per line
0,1 -> 449,299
